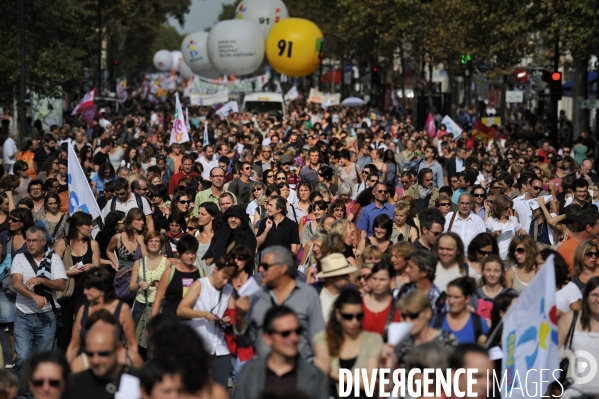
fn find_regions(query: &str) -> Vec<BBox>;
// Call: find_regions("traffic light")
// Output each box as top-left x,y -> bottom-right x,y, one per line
549,71 -> 562,101
371,65 -> 381,84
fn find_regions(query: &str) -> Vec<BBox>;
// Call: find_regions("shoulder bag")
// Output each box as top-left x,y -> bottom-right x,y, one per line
1,237 -> 17,298
57,241 -> 75,301
557,310 -> 579,390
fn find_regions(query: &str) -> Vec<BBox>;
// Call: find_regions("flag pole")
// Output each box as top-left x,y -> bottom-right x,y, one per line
485,318 -> 503,349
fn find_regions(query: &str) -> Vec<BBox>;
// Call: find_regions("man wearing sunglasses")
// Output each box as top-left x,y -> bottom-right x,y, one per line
512,174 -> 541,233
102,178 -> 154,232
234,246 -> 324,362
356,182 -> 395,239
413,208 -> 446,251
233,305 -> 328,399
354,164 -> 377,198
70,322 -> 140,399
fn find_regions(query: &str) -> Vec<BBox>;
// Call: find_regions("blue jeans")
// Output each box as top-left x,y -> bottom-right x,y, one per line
14,309 -> 56,399
231,356 -> 248,384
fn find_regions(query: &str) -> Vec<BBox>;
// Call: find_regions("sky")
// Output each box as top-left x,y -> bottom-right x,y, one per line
167,0 -> 233,35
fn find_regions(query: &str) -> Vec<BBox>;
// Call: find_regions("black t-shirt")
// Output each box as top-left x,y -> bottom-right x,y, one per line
257,217 -> 300,251
93,151 -> 110,167
68,366 -> 139,399
264,364 -> 298,394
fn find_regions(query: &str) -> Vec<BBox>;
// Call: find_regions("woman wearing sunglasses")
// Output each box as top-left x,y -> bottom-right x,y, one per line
171,190 -> 193,226
466,233 -> 499,276
0,208 -> 33,367
471,185 -> 489,221
26,351 -> 69,399
262,169 -> 275,186
505,235 -> 539,294
177,256 -> 237,389
390,289 -> 458,367
313,288 -> 383,398
246,181 -> 266,219
570,240 -> 599,296
485,194 -> 525,260
434,194 -> 453,218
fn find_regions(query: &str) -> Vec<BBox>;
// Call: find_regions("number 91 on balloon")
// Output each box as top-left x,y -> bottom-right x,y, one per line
266,18 -> 324,77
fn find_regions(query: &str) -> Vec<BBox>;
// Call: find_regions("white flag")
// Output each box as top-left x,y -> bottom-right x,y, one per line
285,86 -> 299,101
215,101 -> 239,118
501,255 -> 559,399
170,93 -> 190,145
441,115 -> 462,138
185,107 -> 191,130
67,143 -> 103,236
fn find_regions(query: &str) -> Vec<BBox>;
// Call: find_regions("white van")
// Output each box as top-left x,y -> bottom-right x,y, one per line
242,92 -> 285,117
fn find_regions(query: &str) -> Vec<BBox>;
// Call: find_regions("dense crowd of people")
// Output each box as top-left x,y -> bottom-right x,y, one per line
0,93 -> 596,399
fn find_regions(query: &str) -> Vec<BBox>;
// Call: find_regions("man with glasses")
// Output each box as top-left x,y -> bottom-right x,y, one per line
227,161 -> 253,209
27,180 -> 46,219
354,164 -> 378,197
356,182 -> 395,239
168,155 -> 200,195
279,154 -> 300,190
12,225 -> 67,393
445,193 -> 485,249
193,167 -> 237,215
232,305 -> 328,399
413,208 -> 445,250
512,174 -> 541,233
234,246 -> 325,361
70,322 -> 140,399
102,178 -> 154,232
196,144 -> 219,181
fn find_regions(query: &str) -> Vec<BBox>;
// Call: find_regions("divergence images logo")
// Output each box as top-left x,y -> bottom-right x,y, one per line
571,350 -> 598,385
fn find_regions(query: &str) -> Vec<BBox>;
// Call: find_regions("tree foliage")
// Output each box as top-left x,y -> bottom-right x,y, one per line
0,0 -> 93,106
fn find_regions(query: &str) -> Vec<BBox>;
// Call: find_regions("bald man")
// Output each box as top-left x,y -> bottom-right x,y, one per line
69,322 -> 140,399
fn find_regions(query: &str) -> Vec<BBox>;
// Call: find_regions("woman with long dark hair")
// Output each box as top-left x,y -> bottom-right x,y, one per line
106,208 -> 147,274
36,156 -> 59,183
66,267 -> 141,368
0,208 -> 33,366
54,211 -> 101,351
314,288 -> 383,398
94,210 -> 125,269
194,202 -> 220,277
36,193 -> 68,247
90,162 -> 116,195
505,235 -> 539,294
466,233 -> 499,276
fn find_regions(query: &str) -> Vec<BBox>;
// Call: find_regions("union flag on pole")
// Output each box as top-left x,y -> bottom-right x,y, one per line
170,93 -> 190,145
71,88 -> 96,115
470,120 -> 495,145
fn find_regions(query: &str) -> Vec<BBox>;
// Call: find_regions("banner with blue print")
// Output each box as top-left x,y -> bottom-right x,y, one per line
501,255 -> 559,399
67,143 -> 103,235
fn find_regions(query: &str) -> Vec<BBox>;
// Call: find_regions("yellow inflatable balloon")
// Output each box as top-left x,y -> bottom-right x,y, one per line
266,18 -> 324,77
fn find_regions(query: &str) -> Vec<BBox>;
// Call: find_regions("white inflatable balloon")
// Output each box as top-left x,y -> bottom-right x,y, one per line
171,51 -> 183,71
153,50 -> 172,72
181,32 -> 213,75
179,60 -> 193,80
207,20 -> 265,76
234,0 -> 289,40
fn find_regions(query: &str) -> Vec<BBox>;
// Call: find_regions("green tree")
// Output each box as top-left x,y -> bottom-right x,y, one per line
0,0 -> 93,107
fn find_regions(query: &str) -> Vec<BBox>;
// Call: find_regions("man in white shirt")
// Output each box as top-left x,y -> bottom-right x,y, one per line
444,193 -> 485,249
512,174 -> 541,233
102,178 -> 154,231
196,144 -> 219,181
3,130 -> 18,174
316,254 -> 356,322
12,225 -> 66,390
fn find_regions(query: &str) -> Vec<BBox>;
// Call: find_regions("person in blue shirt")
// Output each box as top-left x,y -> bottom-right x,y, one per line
356,182 -> 395,239
431,276 -> 488,345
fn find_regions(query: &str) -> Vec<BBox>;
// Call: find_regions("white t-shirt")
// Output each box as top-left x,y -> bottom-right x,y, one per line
434,262 -> 480,292
11,253 -> 67,314
485,216 -> 523,260
102,193 -> 152,219
556,282 -> 582,314
196,156 -> 220,180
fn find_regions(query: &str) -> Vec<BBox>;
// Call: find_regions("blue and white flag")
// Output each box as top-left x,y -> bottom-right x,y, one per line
67,143 -> 103,236
501,255 -> 559,399
441,115 -> 463,139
